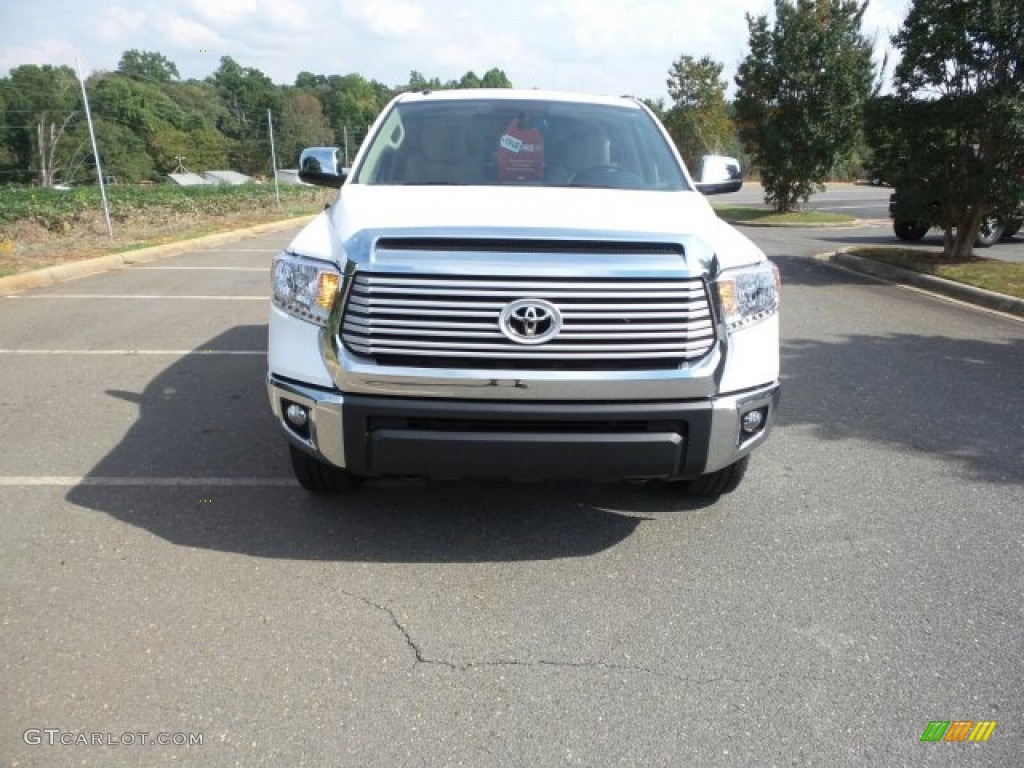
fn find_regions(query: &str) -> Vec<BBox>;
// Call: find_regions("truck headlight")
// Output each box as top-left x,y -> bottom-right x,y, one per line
715,261 -> 780,331
272,252 -> 342,326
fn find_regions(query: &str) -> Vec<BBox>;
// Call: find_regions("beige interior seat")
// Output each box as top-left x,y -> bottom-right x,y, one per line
405,122 -> 481,184
547,127 -> 610,183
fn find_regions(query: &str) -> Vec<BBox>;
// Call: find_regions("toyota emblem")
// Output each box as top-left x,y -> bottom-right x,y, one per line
498,299 -> 562,345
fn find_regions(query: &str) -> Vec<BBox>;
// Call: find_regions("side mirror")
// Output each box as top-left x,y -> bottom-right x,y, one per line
695,154 -> 743,195
298,147 -> 346,188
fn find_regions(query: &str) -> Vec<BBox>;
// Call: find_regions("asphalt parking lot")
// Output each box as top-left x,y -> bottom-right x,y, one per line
1,222 -> 1022,767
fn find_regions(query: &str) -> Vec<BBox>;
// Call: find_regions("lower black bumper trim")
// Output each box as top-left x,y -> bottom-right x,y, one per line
342,396 -> 713,480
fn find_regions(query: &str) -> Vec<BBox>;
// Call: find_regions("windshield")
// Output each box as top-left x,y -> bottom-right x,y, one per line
352,98 -> 689,191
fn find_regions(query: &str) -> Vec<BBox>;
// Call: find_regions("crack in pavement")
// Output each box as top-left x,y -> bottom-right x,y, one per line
341,588 -> 827,687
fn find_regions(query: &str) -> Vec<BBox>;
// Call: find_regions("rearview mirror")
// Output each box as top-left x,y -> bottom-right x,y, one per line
298,147 -> 346,188
695,155 -> 742,195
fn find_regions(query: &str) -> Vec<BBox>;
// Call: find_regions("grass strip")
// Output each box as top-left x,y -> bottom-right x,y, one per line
847,247 -> 1024,299
713,204 -> 853,225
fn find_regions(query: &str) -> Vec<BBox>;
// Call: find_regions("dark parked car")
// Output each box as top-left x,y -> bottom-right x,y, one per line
889,190 -> 1022,246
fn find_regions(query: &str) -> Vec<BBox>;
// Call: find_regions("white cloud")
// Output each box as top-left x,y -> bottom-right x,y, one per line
261,0 -> 309,29
434,33 -> 526,76
182,0 -> 307,29
164,15 -> 224,49
0,39 -> 84,73
340,0 -> 428,38
0,0 -> 916,97
184,0 -> 258,25
91,4 -> 147,43
550,0 -> 768,59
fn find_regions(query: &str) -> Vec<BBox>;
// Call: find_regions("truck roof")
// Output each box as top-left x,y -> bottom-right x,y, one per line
393,88 -> 644,110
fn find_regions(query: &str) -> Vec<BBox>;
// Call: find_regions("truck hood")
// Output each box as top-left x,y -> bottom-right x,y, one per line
287,185 -> 765,271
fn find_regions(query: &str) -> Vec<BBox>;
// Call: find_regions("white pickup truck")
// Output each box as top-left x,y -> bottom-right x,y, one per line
268,89 -> 780,496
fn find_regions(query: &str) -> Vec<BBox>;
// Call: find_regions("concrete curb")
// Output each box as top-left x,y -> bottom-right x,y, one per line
815,250 -> 1024,318
0,215 -> 315,296
723,220 -> 855,229
719,215 -> 887,230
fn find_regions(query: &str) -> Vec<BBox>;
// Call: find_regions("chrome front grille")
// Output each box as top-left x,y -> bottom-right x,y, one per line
341,273 -> 716,370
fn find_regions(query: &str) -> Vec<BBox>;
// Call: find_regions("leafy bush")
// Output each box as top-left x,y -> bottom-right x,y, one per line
0,183 -> 326,233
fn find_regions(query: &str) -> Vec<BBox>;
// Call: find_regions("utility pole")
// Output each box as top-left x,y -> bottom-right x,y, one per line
267,109 -> 281,208
76,58 -> 112,239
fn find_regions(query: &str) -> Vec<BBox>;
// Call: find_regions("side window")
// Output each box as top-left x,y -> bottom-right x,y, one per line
355,110 -> 405,184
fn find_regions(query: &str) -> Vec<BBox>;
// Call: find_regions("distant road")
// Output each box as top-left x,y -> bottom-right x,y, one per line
723,181 -> 892,221
722,181 -> 1024,262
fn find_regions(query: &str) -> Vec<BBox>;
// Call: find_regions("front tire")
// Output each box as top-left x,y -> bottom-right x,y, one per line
683,456 -> 749,498
893,220 -> 928,241
289,445 -> 362,493
975,215 -> 1005,247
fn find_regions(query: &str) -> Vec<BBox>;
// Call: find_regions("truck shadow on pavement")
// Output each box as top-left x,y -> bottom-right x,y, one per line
768,254 -> 893,290
65,326 -> 718,562
781,331 -> 1024,485
774,272 -> 1024,487
775,257 -> 1023,485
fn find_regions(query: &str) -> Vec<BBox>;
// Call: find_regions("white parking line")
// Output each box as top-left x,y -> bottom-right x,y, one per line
812,198 -> 890,204
0,476 -> 295,486
0,349 -> 264,355
6,295 -> 265,300
134,267 -> 268,272
193,248 -> 280,253
814,203 -> 889,210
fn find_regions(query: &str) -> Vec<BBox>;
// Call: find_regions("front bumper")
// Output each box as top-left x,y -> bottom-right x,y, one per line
268,374 -> 780,480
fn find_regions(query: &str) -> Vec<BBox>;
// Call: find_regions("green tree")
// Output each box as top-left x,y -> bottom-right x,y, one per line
208,56 -> 282,173
2,65 -> 81,185
406,70 -> 443,92
479,68 -> 513,88
85,69 -> 234,179
88,73 -> 183,178
638,97 -> 667,121
164,80 -> 233,171
295,71 -> 327,91
88,118 -> 156,181
664,54 -> 738,171
330,74 -> 387,136
296,73 -> 390,159
868,0 -> 1024,258
406,68 -> 512,92
181,123 -> 232,172
735,0 -> 875,212
117,50 -> 180,83
277,90 -> 333,167
89,74 -> 183,132
167,80 -> 231,129
447,68 -> 512,89
0,79 -> 13,176
457,71 -> 483,89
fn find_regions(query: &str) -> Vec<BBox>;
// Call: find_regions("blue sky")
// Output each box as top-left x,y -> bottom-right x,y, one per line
0,0 -> 909,99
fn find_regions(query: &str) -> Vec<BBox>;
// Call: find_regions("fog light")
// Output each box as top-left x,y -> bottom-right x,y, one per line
285,403 -> 309,428
741,408 -> 765,434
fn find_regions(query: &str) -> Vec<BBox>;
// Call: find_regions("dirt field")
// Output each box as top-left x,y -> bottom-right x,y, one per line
0,191 -> 333,278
